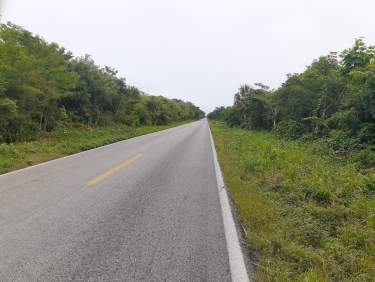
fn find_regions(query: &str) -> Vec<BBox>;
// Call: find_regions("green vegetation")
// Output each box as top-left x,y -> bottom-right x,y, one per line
208,39 -> 375,281
0,121 -> 189,174
210,121 -> 375,281
0,22 -> 204,144
0,22 -> 204,173
208,39 -> 375,168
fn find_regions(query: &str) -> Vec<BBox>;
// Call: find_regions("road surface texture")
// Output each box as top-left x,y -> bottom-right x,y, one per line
0,120 -> 246,282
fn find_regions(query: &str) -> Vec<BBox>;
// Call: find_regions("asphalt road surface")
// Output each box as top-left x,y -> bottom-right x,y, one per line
0,120 -> 243,281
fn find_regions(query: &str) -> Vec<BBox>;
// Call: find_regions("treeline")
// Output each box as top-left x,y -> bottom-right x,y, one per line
209,39 -> 375,164
0,23 -> 204,143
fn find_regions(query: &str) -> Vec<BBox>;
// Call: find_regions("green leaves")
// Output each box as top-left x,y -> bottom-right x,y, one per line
0,22 -> 204,143
210,39 -> 375,160
0,98 -> 17,116
341,38 -> 375,75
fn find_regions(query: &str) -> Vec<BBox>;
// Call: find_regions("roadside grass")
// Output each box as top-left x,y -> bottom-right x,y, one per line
210,121 -> 375,282
0,121 -> 190,175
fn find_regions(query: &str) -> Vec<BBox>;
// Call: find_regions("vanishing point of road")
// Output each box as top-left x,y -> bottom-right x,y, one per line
0,120 -> 249,282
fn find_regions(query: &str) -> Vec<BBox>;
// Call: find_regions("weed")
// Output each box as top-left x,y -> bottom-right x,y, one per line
0,121 -> 190,174
210,121 -> 375,281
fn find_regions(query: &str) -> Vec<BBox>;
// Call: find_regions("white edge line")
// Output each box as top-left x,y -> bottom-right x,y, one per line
208,124 -> 250,282
0,121 -> 196,179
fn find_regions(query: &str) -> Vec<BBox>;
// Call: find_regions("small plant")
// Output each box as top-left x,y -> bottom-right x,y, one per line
210,121 -> 375,281
0,121 -> 190,174
354,149 -> 375,169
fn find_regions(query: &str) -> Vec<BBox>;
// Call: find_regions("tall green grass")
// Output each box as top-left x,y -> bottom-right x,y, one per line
0,122 -> 189,174
210,121 -> 375,281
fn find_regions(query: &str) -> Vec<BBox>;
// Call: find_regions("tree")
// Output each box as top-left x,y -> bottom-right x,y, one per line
0,22 -> 204,143
341,39 -> 375,75
209,39 -> 375,149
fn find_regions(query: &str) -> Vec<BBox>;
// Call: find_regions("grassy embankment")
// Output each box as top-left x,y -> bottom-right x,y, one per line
210,121 -> 375,282
0,121 -> 190,175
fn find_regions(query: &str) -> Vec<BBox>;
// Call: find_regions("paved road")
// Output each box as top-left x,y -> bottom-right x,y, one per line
0,120 -> 234,281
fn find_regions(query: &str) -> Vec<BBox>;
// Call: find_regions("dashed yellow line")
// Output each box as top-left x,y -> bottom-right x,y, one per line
87,154 -> 142,186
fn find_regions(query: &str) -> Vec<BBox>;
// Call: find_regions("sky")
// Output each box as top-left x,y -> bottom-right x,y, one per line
2,0 -> 375,113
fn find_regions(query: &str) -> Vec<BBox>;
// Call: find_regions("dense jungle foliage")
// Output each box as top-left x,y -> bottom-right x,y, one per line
0,23 -> 204,144
208,39 -> 375,167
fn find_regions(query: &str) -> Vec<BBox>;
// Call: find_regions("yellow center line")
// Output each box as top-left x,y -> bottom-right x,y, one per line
87,154 -> 142,186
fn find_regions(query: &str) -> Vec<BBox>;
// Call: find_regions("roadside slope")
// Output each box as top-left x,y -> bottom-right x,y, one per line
209,121 -> 375,281
0,121 -> 191,175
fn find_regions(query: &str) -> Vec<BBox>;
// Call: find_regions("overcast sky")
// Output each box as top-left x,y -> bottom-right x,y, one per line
2,0 -> 375,112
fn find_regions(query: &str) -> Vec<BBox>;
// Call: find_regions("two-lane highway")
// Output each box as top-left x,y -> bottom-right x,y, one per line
0,120 -> 246,281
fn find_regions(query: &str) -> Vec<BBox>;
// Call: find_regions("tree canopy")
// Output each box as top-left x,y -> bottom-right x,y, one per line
0,23 -> 204,143
209,39 -> 375,153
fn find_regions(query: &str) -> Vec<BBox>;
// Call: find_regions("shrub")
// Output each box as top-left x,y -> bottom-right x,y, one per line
273,121 -> 306,139
353,149 -> 375,169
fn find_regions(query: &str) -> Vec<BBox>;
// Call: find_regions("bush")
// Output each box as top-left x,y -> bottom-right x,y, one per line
354,149 -> 375,169
273,121 -> 306,139
210,121 -> 375,281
